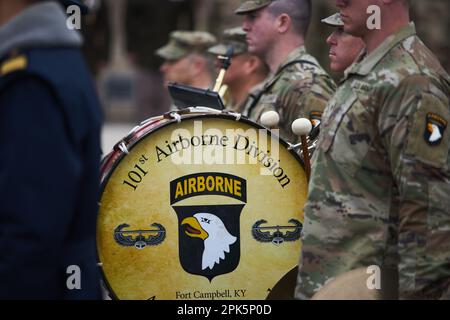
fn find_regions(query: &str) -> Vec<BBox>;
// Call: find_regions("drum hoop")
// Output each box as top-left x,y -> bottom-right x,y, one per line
97,113 -> 306,299
100,114 -> 306,190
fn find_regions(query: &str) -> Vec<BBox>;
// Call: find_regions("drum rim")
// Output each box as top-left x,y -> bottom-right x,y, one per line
100,114 -> 305,189
97,113 -> 306,300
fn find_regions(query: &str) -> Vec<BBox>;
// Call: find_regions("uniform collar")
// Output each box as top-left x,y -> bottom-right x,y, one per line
275,46 -> 308,75
345,22 -> 416,79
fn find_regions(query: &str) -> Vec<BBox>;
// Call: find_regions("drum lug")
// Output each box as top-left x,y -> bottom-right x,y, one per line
118,141 -> 129,155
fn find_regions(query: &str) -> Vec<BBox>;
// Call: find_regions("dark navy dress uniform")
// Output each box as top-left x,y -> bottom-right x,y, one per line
0,1 -> 102,299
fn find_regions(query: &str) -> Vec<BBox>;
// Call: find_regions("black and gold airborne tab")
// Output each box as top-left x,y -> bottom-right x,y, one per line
170,173 -> 247,205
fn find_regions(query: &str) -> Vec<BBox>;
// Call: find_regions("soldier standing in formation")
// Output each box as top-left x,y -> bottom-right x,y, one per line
156,30 -> 217,90
321,12 -> 365,73
296,0 -> 450,300
208,26 -> 269,114
235,0 -> 336,143
0,0 -> 102,299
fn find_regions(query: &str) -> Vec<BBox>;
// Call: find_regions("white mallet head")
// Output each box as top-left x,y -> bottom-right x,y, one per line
292,118 -> 312,136
260,111 -> 280,128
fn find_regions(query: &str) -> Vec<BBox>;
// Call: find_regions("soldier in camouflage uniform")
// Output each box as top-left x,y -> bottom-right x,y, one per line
156,31 -> 217,89
208,26 -> 269,113
296,0 -> 450,300
235,0 -> 336,143
322,13 -> 365,73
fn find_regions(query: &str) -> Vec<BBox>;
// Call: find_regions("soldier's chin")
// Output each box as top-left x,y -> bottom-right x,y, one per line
343,24 -> 364,38
330,61 -> 344,73
328,56 -> 337,67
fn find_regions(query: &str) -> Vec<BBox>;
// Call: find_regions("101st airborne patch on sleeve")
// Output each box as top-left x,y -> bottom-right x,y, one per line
310,111 -> 323,129
406,92 -> 450,168
424,112 -> 447,146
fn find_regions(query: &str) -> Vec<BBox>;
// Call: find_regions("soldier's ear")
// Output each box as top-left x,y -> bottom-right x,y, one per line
276,13 -> 291,34
245,56 -> 259,74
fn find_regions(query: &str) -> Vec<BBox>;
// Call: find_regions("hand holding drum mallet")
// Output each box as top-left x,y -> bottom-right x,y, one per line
292,118 -> 312,180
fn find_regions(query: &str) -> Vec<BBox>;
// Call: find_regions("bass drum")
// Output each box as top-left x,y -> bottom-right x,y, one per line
97,111 -> 308,300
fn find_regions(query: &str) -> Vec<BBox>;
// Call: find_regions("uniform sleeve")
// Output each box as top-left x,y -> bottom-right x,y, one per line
278,76 -> 335,144
0,76 -> 80,298
292,78 -> 335,126
378,75 -> 450,299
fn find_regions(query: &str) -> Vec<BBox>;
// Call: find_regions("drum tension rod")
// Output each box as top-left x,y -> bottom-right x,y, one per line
288,138 -> 315,152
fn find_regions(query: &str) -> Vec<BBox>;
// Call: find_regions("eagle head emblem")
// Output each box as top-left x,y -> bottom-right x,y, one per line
427,123 -> 442,143
182,213 -> 237,271
425,113 -> 447,146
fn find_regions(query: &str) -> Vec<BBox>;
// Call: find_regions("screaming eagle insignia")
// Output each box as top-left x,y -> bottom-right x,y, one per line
310,111 -> 322,129
424,113 -> 447,146
182,213 -> 237,270
171,172 -> 247,281
114,223 -> 166,249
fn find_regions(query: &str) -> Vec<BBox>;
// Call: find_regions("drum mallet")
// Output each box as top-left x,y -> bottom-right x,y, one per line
292,118 -> 313,180
213,46 -> 234,92
260,111 -> 280,129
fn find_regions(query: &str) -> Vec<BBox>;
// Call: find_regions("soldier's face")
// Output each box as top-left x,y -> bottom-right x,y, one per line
336,0 -> 376,37
219,53 -> 251,85
326,27 -> 365,72
242,8 -> 278,58
159,55 -> 196,86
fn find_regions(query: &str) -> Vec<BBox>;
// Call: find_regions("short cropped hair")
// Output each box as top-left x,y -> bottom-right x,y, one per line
267,0 -> 312,37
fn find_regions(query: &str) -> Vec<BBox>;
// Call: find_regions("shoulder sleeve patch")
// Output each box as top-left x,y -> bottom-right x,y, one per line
1,55 -> 28,76
309,111 -> 323,130
406,93 -> 450,168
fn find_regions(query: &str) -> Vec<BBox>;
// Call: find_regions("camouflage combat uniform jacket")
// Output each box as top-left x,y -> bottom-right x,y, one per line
229,82 -> 266,114
296,23 -> 450,300
244,46 -> 336,143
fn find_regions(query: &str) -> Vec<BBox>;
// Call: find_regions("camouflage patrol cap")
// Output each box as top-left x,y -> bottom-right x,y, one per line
235,0 -> 273,15
156,31 -> 217,60
208,27 -> 248,56
321,13 -> 344,27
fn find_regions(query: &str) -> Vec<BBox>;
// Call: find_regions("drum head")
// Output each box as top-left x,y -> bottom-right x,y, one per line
97,114 -> 308,300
